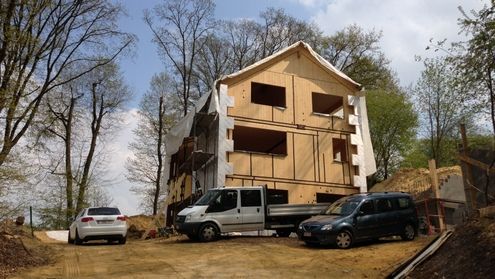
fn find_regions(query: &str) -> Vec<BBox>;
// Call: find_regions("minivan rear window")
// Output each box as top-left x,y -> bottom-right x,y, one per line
397,197 -> 411,209
87,207 -> 121,216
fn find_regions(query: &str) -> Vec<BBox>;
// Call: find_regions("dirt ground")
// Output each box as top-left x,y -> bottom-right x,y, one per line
409,215 -> 495,278
12,234 -> 432,279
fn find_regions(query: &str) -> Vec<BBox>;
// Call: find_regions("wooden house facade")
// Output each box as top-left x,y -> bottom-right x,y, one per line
164,42 -> 376,223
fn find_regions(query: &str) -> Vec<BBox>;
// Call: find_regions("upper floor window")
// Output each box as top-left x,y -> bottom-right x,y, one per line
312,92 -> 344,118
251,82 -> 286,108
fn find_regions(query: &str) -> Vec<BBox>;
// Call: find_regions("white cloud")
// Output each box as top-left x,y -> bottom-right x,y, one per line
104,108 -> 141,216
311,0 -> 486,86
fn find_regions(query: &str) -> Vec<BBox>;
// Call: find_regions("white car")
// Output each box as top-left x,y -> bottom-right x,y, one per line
68,207 -> 128,245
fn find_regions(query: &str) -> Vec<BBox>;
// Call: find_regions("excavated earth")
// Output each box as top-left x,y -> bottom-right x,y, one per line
409,215 -> 495,279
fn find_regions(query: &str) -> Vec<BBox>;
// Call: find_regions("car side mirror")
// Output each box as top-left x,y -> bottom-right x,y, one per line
68,216 -> 75,222
358,211 -> 365,216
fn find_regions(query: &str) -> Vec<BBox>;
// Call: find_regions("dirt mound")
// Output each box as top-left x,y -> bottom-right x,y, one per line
371,166 -> 462,196
127,215 -> 156,239
0,222 -> 52,278
409,215 -> 495,278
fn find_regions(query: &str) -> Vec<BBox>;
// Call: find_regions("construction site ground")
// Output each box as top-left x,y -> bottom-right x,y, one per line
11,233 -> 432,279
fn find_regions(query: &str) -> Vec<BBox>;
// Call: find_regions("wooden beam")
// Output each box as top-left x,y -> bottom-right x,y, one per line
458,154 -> 495,174
428,159 -> 445,232
460,123 -> 478,209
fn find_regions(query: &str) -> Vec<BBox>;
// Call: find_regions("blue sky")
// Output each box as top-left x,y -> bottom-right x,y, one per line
118,0 -> 314,108
109,0 -> 486,216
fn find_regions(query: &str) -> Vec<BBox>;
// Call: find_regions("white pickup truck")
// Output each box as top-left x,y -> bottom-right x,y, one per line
174,186 -> 329,241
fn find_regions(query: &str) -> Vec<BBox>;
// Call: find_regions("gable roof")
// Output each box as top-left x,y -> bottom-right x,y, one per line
219,41 -> 362,91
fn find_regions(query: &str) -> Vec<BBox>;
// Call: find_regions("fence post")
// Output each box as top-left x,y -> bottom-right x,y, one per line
29,206 -> 33,237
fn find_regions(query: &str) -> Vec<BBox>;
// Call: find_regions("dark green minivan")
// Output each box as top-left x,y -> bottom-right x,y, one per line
297,192 -> 418,248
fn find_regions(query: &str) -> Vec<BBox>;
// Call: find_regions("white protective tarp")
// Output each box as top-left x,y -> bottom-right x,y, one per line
164,90 -> 217,156
358,96 -> 377,176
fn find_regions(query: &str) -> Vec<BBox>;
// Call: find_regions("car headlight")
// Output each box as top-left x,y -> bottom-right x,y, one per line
298,224 -> 303,230
185,215 -> 192,222
321,224 -> 333,231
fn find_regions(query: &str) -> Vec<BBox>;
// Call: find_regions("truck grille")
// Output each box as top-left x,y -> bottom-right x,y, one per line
303,224 -> 321,232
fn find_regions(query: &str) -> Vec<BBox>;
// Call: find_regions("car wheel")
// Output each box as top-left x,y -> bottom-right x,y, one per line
276,229 -> 291,237
74,229 -> 83,245
335,230 -> 353,249
118,236 -> 127,245
67,231 -> 74,244
198,223 -> 218,242
401,223 -> 416,241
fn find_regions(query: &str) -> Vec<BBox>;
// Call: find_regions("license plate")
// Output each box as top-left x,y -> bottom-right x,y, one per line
304,232 -> 311,237
97,220 -> 113,224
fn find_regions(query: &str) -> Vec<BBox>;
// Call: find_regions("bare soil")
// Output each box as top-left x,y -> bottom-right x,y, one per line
0,222 -> 52,279
409,216 -> 495,279
13,233 -> 432,279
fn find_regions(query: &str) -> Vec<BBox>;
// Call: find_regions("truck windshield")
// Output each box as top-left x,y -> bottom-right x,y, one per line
323,200 -> 360,216
194,190 -> 221,206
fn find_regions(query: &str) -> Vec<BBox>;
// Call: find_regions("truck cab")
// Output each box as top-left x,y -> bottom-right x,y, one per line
175,186 -> 266,241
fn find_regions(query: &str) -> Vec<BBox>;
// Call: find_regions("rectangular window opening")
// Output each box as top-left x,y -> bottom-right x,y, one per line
332,138 -> 348,162
233,125 -> 287,155
266,189 -> 288,204
312,92 -> 344,117
316,193 -> 344,203
251,82 -> 286,107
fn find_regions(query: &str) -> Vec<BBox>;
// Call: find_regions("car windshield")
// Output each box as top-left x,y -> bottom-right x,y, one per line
194,190 -> 221,206
323,200 -> 360,216
87,207 -> 120,216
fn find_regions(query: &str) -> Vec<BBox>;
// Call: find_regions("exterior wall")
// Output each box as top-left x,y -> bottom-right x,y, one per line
222,49 -> 361,204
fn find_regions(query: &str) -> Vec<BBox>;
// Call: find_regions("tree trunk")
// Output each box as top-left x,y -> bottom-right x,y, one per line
65,97 -> 75,222
76,83 -> 103,213
153,96 -> 165,215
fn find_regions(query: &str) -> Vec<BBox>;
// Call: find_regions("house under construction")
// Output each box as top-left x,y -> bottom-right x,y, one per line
163,41 -> 376,224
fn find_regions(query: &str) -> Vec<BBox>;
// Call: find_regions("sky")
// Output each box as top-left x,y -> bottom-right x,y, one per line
108,0 -> 487,216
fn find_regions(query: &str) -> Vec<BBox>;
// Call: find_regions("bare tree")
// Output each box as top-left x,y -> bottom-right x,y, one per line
144,0 -> 215,116
0,0 -> 134,169
126,73 -> 180,215
322,24 -> 393,90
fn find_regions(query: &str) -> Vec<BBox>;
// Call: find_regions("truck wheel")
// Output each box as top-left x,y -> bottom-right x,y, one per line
276,229 -> 291,237
335,230 -> 353,249
401,223 -> 416,241
199,223 -> 218,242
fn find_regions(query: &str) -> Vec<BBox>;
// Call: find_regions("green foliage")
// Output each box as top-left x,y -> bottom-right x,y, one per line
367,89 -> 418,180
322,25 -> 396,90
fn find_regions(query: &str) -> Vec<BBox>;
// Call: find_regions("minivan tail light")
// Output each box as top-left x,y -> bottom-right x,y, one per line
81,217 -> 94,222
117,216 -> 127,221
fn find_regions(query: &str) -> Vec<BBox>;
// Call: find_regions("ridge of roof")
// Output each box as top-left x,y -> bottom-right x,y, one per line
219,41 -> 362,90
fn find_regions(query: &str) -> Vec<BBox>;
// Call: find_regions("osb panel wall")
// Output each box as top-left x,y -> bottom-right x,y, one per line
226,121 -> 354,189
227,71 -> 294,124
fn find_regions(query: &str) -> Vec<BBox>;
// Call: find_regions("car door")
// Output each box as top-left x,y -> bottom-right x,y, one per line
239,189 -> 264,231
206,189 -> 241,232
354,200 -> 378,239
374,198 -> 397,236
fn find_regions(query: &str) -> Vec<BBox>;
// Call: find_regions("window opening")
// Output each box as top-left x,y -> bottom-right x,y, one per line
312,92 -> 344,118
251,82 -> 286,107
233,125 -> 287,155
332,138 -> 347,162
316,193 -> 344,203
266,189 -> 288,204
